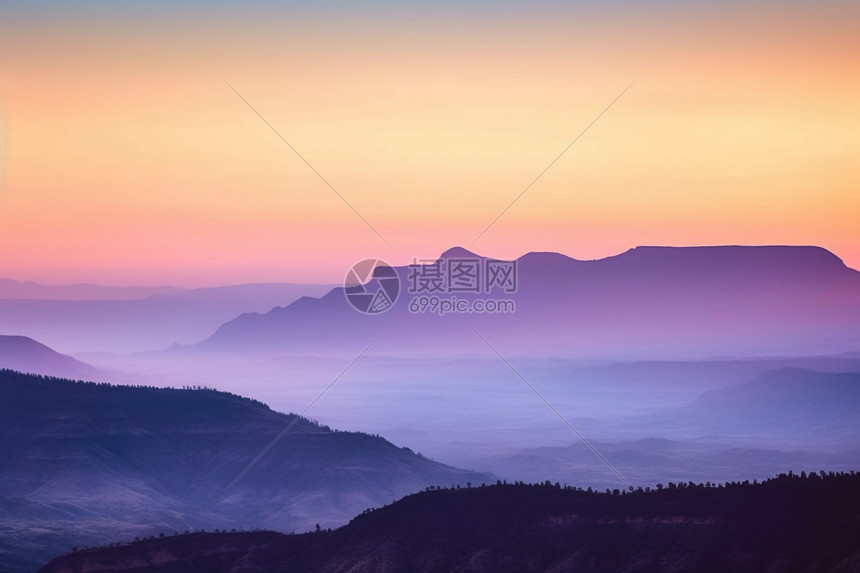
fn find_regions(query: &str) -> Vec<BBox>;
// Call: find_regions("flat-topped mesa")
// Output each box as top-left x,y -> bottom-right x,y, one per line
609,245 -> 848,272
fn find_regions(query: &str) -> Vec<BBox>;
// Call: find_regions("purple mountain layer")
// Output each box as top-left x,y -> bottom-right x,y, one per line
190,245 -> 860,359
0,282 -> 334,354
0,335 -> 106,380
0,279 -> 185,301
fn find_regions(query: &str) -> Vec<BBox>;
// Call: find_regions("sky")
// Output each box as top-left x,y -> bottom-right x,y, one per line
0,0 -> 858,286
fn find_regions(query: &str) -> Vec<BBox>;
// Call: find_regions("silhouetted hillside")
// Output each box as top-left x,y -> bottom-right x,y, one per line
0,370 -> 491,572
40,472 -> 860,573
0,335 -> 105,380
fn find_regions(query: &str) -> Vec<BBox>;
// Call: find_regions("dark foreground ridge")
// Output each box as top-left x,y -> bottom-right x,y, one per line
0,370 -> 491,572
41,471 -> 860,573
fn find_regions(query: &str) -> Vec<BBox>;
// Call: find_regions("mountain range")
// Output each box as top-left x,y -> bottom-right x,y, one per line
0,282 -> 333,354
39,472 -> 860,573
4,244 -> 860,571
189,245 -> 860,360
454,366 -> 860,487
680,367 -> 860,442
0,370 -> 491,572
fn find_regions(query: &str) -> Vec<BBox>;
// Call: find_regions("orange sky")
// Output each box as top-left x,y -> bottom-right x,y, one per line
0,2 -> 858,286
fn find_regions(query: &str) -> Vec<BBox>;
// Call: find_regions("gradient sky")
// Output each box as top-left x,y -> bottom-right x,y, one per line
0,1 -> 858,286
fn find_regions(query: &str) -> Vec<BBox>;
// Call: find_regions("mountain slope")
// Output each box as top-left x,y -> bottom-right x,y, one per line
0,335 -> 105,380
0,370 -> 491,572
192,245 -> 860,359
680,367 -> 860,443
39,472 -> 860,573
0,282 -> 334,354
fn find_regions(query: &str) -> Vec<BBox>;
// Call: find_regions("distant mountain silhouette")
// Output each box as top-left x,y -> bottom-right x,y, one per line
436,245 -> 481,260
190,245 -> 860,359
0,278 -> 185,300
0,335 -> 105,380
679,368 -> 860,443
39,472 -> 860,573
474,437 -> 860,490
0,282 -> 333,353
0,371 -> 491,572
